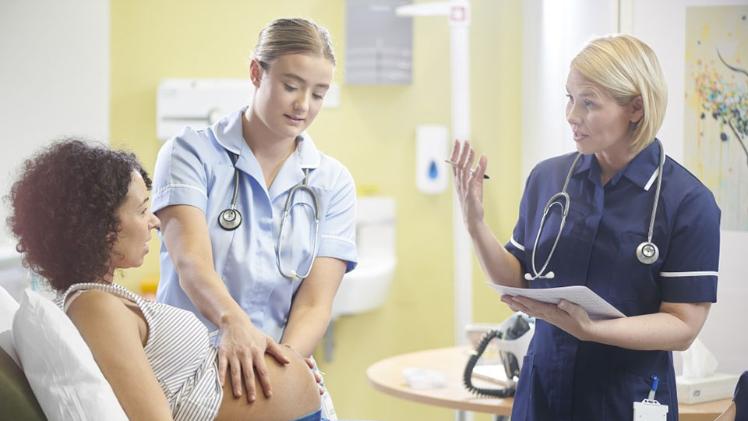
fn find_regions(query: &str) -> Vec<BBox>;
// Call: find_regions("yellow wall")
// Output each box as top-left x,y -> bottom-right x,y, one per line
111,1 -> 522,420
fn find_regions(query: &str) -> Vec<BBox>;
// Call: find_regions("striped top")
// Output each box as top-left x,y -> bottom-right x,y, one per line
59,283 -> 222,421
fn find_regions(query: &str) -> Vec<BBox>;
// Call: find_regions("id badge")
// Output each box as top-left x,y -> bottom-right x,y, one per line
633,399 -> 668,420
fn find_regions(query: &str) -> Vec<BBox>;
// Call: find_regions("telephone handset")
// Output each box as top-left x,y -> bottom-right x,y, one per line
463,313 -> 534,398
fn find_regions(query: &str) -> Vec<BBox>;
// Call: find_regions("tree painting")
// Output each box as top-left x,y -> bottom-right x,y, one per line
686,6 -> 748,231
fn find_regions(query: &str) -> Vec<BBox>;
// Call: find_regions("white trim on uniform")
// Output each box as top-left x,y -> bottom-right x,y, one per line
320,234 -> 356,246
659,271 -> 718,278
155,183 -> 207,196
510,237 -> 525,251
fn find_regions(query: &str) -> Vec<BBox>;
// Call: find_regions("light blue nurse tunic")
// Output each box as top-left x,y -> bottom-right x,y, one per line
505,140 -> 720,421
151,107 -> 358,343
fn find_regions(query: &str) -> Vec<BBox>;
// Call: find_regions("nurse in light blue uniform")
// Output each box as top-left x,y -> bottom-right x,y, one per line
151,18 -> 355,419
451,35 -> 720,421
153,108 -> 356,342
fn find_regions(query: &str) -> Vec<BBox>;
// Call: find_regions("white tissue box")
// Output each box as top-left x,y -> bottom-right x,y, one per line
676,373 -> 739,404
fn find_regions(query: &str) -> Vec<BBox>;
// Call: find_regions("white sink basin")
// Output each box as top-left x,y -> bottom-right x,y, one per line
331,256 -> 396,318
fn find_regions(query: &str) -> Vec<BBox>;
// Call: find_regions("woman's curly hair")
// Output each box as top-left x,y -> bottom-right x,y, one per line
7,139 -> 151,291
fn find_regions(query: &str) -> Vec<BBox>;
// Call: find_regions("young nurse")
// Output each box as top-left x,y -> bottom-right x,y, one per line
451,34 -> 720,420
152,18 -> 356,418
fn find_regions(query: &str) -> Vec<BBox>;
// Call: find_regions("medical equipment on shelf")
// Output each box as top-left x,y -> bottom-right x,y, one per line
463,312 -> 535,397
524,140 -> 666,281
217,153 -> 320,281
156,79 -> 252,141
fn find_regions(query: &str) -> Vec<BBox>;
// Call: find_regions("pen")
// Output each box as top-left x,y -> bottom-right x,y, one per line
647,375 -> 659,400
443,160 -> 490,179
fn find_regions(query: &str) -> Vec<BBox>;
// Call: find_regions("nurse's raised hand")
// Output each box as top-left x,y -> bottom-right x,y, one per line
450,140 -> 489,233
217,312 -> 290,402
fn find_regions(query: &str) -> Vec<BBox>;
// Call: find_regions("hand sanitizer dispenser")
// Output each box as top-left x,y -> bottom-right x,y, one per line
416,125 -> 449,194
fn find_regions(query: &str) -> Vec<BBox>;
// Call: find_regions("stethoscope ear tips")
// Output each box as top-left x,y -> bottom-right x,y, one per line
523,271 -> 555,281
218,208 -> 242,231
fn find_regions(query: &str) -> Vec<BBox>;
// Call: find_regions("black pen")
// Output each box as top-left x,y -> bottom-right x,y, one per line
444,160 -> 490,179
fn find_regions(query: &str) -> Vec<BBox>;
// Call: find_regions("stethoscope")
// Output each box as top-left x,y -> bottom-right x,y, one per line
218,153 -> 321,280
524,140 -> 665,281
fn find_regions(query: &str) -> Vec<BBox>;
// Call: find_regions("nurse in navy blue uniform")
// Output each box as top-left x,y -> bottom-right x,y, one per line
716,372 -> 748,421
450,34 -> 720,421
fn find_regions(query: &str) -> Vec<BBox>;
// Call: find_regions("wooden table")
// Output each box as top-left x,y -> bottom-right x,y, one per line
366,346 -> 732,420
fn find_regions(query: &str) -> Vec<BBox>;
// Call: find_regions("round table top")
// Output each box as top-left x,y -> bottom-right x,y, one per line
366,346 -> 732,420
367,346 -> 514,414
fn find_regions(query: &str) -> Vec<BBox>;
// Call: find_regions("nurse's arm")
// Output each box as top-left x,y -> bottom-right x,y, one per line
585,301 -> 711,351
470,220 -> 526,288
157,205 -> 239,335
451,141 -> 525,288
157,204 -> 289,401
281,257 -> 346,357
505,296 -> 710,351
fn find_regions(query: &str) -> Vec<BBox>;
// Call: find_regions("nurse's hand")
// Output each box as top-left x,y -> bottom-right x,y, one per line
501,295 -> 595,341
450,140 -> 488,232
217,314 -> 290,402
280,344 -> 324,395
303,356 -> 325,395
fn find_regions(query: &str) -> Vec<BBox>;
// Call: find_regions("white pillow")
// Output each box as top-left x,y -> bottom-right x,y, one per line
0,286 -> 20,366
12,289 -> 127,421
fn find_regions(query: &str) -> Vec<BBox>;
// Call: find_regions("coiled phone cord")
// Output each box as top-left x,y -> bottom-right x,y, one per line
462,329 -> 516,398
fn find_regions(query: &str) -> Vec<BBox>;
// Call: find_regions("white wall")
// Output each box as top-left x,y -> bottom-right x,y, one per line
622,0 -> 748,375
0,0 -> 110,248
521,0 -> 619,181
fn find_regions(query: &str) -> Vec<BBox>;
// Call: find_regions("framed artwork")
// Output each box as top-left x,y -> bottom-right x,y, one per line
684,6 -> 748,231
622,0 -> 748,374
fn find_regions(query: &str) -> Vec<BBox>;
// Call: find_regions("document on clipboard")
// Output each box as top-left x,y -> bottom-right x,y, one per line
489,284 -> 626,320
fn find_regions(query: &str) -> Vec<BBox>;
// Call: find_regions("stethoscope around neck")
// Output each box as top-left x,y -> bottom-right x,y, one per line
524,140 -> 665,281
217,153 -> 321,281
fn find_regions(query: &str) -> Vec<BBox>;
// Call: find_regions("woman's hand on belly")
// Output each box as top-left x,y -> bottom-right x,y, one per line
501,295 -> 595,341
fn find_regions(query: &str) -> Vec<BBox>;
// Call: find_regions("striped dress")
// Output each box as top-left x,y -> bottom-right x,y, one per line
60,283 -> 223,421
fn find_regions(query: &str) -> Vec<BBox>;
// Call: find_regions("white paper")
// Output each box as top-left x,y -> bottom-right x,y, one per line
472,364 -> 512,386
490,284 -> 626,320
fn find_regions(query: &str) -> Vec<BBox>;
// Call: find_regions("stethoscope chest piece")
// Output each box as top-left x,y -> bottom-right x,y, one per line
218,149 -> 321,280
636,241 -> 659,265
218,208 -> 242,231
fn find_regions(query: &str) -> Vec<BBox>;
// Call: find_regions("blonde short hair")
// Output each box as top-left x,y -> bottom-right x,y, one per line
253,18 -> 336,66
571,34 -> 667,153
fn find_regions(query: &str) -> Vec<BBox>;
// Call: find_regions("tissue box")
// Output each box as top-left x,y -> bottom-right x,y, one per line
676,373 -> 740,404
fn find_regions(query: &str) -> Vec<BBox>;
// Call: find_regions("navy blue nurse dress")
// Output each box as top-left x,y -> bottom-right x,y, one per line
505,141 -> 721,421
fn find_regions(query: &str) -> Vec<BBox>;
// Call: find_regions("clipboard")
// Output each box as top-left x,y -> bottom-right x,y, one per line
490,284 -> 626,320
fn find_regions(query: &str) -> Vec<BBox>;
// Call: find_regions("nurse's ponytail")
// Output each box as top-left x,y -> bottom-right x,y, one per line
253,17 -> 336,66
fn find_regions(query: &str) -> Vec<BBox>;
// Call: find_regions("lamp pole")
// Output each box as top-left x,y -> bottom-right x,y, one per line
396,2 -> 472,420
